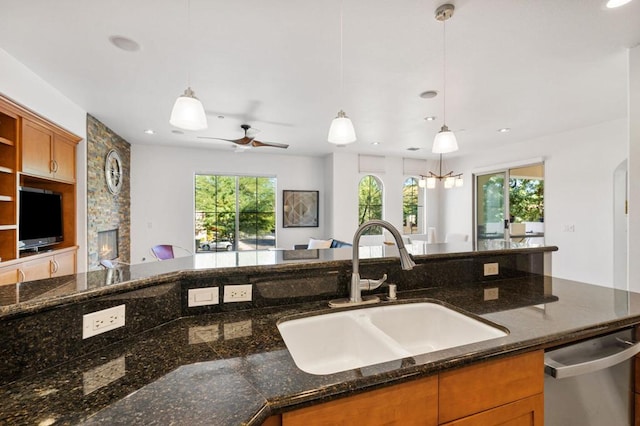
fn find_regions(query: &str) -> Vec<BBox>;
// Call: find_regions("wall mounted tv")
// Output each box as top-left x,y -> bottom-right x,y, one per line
19,187 -> 63,251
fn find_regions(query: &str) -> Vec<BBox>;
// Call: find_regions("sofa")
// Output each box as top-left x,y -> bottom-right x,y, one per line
294,238 -> 352,250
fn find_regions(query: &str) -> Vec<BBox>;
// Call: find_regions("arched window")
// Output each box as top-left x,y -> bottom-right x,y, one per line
403,177 -> 419,234
358,175 -> 383,234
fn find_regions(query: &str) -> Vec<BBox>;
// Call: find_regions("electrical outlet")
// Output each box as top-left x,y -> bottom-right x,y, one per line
483,263 -> 499,276
562,224 -> 575,232
484,288 -> 499,301
82,305 -> 126,339
223,284 -> 252,303
188,287 -> 219,307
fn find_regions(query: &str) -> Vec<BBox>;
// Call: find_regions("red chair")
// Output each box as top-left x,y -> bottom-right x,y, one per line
150,244 -> 176,260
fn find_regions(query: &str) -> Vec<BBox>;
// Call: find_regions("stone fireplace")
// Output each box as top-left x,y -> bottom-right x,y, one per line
98,229 -> 119,260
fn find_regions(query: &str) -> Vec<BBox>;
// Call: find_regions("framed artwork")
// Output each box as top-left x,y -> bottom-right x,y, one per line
283,190 -> 319,228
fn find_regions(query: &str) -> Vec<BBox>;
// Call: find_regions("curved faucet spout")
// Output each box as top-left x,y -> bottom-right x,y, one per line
330,219 -> 415,307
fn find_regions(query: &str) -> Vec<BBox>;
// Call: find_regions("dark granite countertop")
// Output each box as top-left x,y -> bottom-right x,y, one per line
2,274 -> 639,425
0,244 -> 552,318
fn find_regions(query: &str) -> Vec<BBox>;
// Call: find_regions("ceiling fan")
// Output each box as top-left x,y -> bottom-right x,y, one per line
198,124 -> 289,149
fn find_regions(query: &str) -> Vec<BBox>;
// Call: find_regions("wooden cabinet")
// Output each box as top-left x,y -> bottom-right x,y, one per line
0,101 -> 19,263
440,394 -> 543,426
0,248 -> 77,284
271,351 -> 544,426
0,95 -> 80,275
21,118 -> 76,183
282,375 -> 438,426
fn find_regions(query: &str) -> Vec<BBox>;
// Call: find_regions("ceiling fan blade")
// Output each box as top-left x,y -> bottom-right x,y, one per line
197,136 -> 242,143
251,140 -> 289,149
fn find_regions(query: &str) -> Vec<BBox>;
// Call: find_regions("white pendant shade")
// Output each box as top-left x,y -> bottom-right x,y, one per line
455,176 -> 464,187
426,176 -> 437,189
328,110 -> 356,144
170,87 -> 208,131
432,124 -> 458,153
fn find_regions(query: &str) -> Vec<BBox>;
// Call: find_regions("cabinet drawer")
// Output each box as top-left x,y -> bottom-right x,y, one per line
283,375 -> 438,426
440,393 -> 543,426
439,351 -> 544,424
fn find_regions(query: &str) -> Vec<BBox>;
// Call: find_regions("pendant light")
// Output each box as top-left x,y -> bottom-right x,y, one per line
419,154 -> 463,189
328,0 -> 356,144
432,4 -> 457,154
170,0 -> 208,131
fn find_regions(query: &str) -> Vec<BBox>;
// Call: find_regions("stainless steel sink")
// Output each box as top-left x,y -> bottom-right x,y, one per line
277,301 -> 508,375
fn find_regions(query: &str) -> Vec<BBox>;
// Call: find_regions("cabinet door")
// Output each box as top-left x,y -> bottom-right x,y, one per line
439,351 -> 543,424
52,250 -> 76,277
20,256 -> 51,282
283,375 -> 438,425
52,133 -> 76,183
440,394 -> 543,426
0,266 -> 19,285
22,119 -> 54,178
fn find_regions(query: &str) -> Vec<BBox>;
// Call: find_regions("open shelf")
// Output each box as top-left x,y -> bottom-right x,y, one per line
0,136 -> 14,147
0,195 -> 13,202
0,224 -> 17,231
0,166 -> 13,174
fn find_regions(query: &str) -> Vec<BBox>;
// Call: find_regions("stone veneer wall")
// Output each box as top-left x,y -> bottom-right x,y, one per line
86,114 -> 131,269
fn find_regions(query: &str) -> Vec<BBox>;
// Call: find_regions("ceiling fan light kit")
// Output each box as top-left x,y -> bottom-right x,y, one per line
328,110 -> 357,144
170,87 -> 208,131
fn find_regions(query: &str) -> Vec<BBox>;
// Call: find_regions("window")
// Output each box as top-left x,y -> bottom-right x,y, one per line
475,163 -> 544,249
358,175 -> 383,234
195,175 -> 276,252
402,177 -> 420,234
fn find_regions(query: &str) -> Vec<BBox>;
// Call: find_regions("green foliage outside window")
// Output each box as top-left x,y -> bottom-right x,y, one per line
402,177 -> 419,234
358,175 -> 383,235
509,178 -> 544,222
195,175 -> 276,250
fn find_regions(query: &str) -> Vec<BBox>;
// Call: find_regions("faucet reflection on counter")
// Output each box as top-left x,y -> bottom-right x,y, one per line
330,220 -> 415,308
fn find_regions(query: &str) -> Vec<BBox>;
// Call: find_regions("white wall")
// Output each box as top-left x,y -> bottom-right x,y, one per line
129,144 -> 326,262
0,48 -> 88,272
629,45 -> 640,292
443,119 -> 628,286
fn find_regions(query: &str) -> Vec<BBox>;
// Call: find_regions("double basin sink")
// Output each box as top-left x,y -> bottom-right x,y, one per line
277,301 -> 508,375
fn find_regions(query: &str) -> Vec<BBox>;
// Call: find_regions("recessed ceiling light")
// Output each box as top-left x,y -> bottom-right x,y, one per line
606,0 -> 633,8
424,116 -> 437,121
407,147 -> 421,151
108,35 -> 141,52
419,90 -> 438,99
371,141 -> 381,145
171,130 -> 184,135
497,128 -> 511,133
336,144 -> 347,148
143,129 -> 155,135
217,115 -> 225,119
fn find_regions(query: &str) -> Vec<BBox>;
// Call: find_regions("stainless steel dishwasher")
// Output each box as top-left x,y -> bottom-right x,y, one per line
544,329 -> 640,425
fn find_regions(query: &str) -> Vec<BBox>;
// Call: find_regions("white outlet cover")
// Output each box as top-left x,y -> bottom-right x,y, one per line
223,284 -> 252,303
483,263 -> 499,276
82,304 -> 126,339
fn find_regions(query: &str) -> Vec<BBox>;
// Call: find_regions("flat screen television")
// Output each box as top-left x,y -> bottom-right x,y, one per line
19,187 -> 63,251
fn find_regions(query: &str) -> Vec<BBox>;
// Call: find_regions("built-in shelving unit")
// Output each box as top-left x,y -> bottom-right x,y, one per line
0,94 -> 79,279
0,104 -> 18,263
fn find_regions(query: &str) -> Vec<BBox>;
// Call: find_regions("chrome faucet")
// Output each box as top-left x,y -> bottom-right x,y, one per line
329,219 -> 415,307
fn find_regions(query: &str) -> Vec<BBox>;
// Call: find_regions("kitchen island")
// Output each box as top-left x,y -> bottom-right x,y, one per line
1,246 -> 638,424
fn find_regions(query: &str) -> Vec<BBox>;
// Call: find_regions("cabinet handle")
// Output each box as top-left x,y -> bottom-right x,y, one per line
50,260 -> 59,274
50,160 -> 59,173
18,269 -> 25,283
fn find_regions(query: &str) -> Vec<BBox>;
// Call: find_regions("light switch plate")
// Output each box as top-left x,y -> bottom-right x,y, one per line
483,263 -> 499,276
188,287 -> 219,307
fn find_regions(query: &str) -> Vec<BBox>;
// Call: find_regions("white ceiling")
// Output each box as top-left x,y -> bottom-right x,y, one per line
0,0 -> 639,159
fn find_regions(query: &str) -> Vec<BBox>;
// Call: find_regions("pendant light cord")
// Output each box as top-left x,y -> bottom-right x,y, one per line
187,0 -> 192,87
442,17 -> 447,124
339,0 -> 344,103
